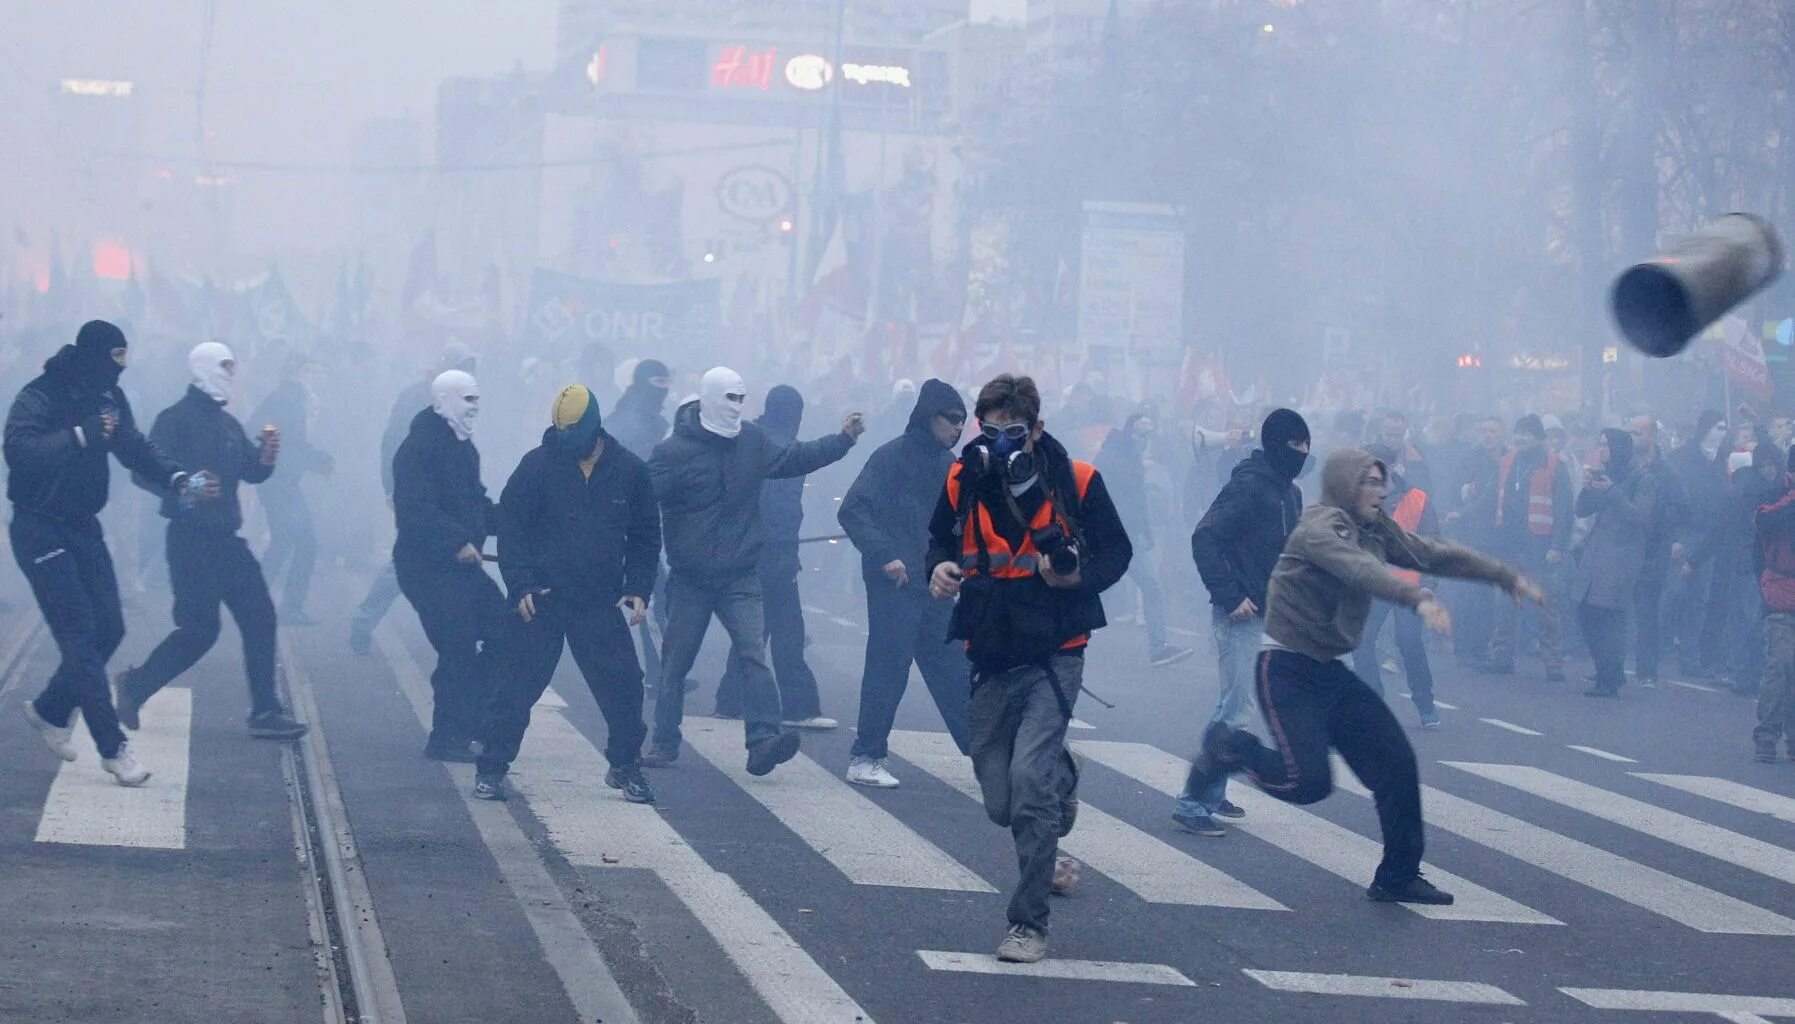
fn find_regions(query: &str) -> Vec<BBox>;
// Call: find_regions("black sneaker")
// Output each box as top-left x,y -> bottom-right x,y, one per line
1756,742 -> 1780,764
423,736 -> 479,763
472,774 -> 507,801
248,710 -> 309,740
746,731 -> 801,777
1367,874 -> 1455,905
1172,809 -> 1227,836
639,745 -> 679,768
113,668 -> 142,732
606,766 -> 656,804
1214,799 -> 1246,819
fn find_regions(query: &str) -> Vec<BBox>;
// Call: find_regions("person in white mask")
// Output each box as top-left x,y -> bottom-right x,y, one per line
643,366 -> 865,775
390,369 -> 505,762
114,342 -> 305,741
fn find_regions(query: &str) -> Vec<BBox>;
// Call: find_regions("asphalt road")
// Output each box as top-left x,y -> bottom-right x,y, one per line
3,560 -> 1793,1024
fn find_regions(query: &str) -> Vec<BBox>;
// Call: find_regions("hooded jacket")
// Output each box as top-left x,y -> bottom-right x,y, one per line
392,406 -> 498,570
649,399 -> 854,582
610,361 -> 672,461
839,379 -> 964,577
755,385 -> 807,578
1264,448 -> 1516,664
4,345 -> 185,521
1191,449 -> 1304,615
498,427 -> 660,607
1571,429 -> 1658,609
136,385 -> 274,532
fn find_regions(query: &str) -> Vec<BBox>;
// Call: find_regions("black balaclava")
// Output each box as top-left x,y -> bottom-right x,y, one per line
74,319 -> 127,391
1260,407 -> 1312,480
634,359 -> 671,406
760,384 -> 804,437
1601,428 -> 1635,480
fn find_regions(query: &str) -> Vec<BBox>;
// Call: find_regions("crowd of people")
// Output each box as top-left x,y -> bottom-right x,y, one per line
7,316 -> 1790,967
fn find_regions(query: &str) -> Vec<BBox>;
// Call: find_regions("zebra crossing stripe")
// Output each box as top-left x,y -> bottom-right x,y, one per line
1478,717 -> 1543,736
513,710 -> 876,1024
1244,970 -> 1524,1005
1076,741 -> 1556,925
1566,745 -> 1636,763
888,730 -> 1286,911
35,687 -> 192,850
1632,773 -> 1795,824
681,720 -> 995,893
1443,762 -> 1795,885
917,950 -> 1195,985
1561,987 -> 1795,1019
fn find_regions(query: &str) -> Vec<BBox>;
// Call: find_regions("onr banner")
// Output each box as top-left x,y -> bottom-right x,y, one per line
524,269 -> 720,358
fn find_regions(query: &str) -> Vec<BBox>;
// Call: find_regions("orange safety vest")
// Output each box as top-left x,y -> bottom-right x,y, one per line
945,459 -> 1098,650
1390,487 -> 1428,586
1495,451 -> 1558,537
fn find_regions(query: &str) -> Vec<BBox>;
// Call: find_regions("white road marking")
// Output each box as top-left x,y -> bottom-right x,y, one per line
1075,741 -> 1555,925
1634,774 -> 1795,823
1566,744 -> 1637,763
1410,776 -> 1795,935
681,719 -> 994,893
515,710 -> 874,1024
1561,987 -> 1795,1019
889,729 -> 1285,911
1069,717 -> 1095,730
1444,762 -> 1795,885
535,687 -> 568,708
1245,969 -> 1525,1005
1433,701 -> 1459,711
917,950 -> 1195,985
1669,679 -> 1722,693
36,687 -> 191,850
1478,717 -> 1542,736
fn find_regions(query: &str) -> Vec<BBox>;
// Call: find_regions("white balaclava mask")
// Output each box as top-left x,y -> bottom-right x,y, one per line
432,370 -> 480,442
699,366 -> 747,439
189,341 -> 235,404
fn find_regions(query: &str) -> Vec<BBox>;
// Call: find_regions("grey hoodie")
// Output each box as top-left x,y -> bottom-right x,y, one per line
1264,448 -> 1517,663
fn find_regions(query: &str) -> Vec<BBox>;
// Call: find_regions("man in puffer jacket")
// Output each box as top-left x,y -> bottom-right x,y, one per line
643,367 -> 862,775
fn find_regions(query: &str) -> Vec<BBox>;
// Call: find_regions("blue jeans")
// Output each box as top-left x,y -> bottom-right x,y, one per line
1177,611 -> 1262,816
651,570 -> 783,753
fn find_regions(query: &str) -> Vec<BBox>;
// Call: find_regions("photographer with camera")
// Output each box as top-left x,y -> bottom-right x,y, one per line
926,374 -> 1131,965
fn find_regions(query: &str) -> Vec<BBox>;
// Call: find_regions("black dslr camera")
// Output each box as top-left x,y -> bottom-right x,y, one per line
1030,523 -> 1080,575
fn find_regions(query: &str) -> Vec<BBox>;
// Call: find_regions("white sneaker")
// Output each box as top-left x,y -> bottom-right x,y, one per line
846,756 -> 900,789
783,716 -> 838,731
23,702 -> 77,762
102,742 -> 151,787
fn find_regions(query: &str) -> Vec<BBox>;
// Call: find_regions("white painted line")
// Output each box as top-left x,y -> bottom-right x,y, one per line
1567,744 -> 1636,763
1245,970 -> 1524,1005
1634,774 -> 1795,824
918,950 -> 1195,986
1069,717 -> 1095,730
1432,700 -> 1459,711
681,719 -> 994,893
1444,762 -> 1795,886
1670,679 -> 1722,693
1074,741 -> 1554,925
36,687 -> 191,849
1411,775 -> 1795,935
373,626 -> 641,1024
516,710 -> 873,1024
1478,717 -> 1542,736
892,729 -> 1284,910
535,687 -> 568,709
1562,987 -> 1795,1017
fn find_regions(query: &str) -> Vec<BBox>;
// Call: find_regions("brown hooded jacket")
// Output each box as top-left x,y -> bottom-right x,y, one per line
1264,448 -> 1518,663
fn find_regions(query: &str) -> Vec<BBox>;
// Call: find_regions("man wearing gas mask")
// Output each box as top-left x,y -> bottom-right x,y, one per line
926,374 -> 1132,965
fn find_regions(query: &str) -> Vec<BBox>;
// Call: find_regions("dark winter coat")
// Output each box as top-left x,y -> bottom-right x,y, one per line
380,379 -> 431,498
249,378 -> 332,494
1572,452 -> 1659,610
609,385 -> 671,462
839,379 -> 963,578
137,386 -> 274,532
4,345 -> 184,521
755,387 -> 807,578
1096,417 -> 1154,551
392,407 -> 498,571
649,399 -> 854,583
1190,449 -> 1303,615
498,429 -> 660,607
1668,440 -> 1728,555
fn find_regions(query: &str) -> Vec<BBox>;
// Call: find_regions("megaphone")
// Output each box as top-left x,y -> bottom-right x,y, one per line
1610,213 -> 1785,358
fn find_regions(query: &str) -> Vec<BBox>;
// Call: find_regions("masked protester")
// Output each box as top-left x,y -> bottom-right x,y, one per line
1575,429 -> 1659,697
249,352 -> 335,623
350,342 -> 476,655
926,374 -> 1132,965
838,379 -> 973,788
10,320 -> 212,786
714,384 -> 834,729
1178,408 -> 1308,836
1097,409 -> 1191,667
609,358 -> 672,461
114,343 -> 305,740
473,385 -> 659,802
643,367 -> 862,775
392,370 -> 504,761
1184,449 -> 1542,907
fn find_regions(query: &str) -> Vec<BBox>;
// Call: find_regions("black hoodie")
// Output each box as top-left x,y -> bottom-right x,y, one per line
498,427 -> 660,606
839,379 -> 964,577
391,406 -> 498,570
136,385 -> 274,532
4,345 -> 184,521
756,385 -> 807,577
1190,449 -> 1304,614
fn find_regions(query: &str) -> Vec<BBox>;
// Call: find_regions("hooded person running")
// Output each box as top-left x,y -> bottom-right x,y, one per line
1182,448 -> 1544,906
